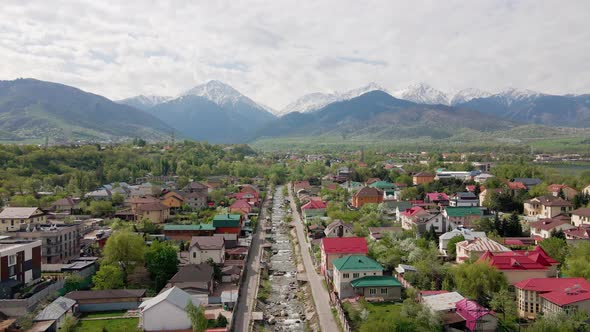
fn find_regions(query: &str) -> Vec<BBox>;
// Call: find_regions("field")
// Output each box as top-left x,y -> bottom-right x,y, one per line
73,317 -> 139,332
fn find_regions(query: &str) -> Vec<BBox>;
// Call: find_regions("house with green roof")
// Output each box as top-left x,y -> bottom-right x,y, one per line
212,214 -> 243,235
369,181 -> 397,197
443,207 -> 484,229
164,223 -> 216,241
350,275 -> 403,301
333,255 -> 386,299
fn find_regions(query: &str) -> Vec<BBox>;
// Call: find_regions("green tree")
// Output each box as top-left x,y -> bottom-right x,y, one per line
540,236 -> 568,264
446,235 -> 465,260
186,300 -> 208,332
63,274 -> 85,293
452,262 -> 508,305
92,264 -> 125,290
102,230 -> 146,284
111,192 -> 125,206
145,240 -> 179,291
563,242 -> 590,279
524,310 -> 590,332
401,187 -> 419,200
215,313 -> 228,327
490,289 -> 517,328
504,212 -> 523,237
87,200 -> 114,217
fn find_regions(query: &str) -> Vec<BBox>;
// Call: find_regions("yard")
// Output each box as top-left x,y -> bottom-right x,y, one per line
73,317 -> 139,332
343,300 -> 403,332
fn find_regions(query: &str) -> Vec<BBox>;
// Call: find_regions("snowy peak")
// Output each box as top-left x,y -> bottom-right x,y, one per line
279,82 -> 388,115
497,87 -> 542,100
117,95 -> 172,110
181,80 -> 246,107
393,83 -> 450,105
450,88 -> 492,105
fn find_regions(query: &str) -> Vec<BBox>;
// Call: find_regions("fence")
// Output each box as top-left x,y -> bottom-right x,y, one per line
0,279 -> 65,317
333,297 -> 353,332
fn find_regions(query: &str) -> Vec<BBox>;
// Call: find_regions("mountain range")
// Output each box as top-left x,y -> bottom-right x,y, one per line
0,78 -> 589,143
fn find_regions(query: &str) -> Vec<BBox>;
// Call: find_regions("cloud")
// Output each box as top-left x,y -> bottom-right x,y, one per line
0,0 -> 588,110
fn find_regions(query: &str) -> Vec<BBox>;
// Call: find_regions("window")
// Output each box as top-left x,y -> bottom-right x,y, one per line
8,255 -> 16,266
343,273 -> 349,279
353,273 -> 359,278
193,252 -> 196,258
369,288 -> 376,295
380,288 -> 388,294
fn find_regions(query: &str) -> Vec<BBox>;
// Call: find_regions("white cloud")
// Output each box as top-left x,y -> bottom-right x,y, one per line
0,0 -> 589,109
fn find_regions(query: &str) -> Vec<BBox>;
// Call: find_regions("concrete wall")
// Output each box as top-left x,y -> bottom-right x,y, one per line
142,301 -> 192,332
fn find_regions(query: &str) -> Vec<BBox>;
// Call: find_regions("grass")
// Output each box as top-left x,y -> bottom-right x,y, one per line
343,301 -> 403,331
80,310 -> 127,319
73,317 -> 139,332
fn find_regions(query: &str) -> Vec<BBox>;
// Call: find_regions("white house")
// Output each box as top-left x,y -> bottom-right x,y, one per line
584,185 -> 590,196
189,236 -> 225,264
438,228 -> 486,255
572,208 -> 590,227
140,286 -> 202,332
324,220 -> 355,238
529,217 -> 576,240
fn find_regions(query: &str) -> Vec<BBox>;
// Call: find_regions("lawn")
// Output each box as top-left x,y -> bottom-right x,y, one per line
343,301 -> 403,331
73,317 -> 139,332
80,310 -> 127,319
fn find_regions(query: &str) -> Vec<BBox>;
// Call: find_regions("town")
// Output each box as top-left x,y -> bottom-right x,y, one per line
0,143 -> 589,332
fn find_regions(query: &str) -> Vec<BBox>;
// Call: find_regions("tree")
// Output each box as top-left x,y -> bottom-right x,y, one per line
540,236 -> 568,264
145,240 -> 179,291
60,315 -> 77,332
63,274 -> 85,293
215,313 -> 228,327
490,289 -> 517,328
401,187 -> 419,200
111,192 -> 125,206
504,212 -> 523,237
92,264 -> 125,290
206,258 -> 222,282
186,300 -> 207,332
563,242 -> 590,279
452,262 -> 508,305
87,200 -> 114,217
550,228 -> 566,240
446,235 -> 465,260
524,310 -> 590,332
102,231 -> 146,284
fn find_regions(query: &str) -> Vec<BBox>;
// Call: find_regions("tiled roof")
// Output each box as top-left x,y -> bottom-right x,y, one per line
189,236 -> 224,250
169,264 -> 213,283
507,182 -> 527,190
573,208 -> 590,217
564,226 -> 590,239
322,237 -> 368,255
333,255 -> 383,271
529,218 -> 573,231
138,201 -> 169,211
401,206 -> 426,217
426,192 -> 449,201
230,199 -> 251,209
457,238 -> 510,253
301,199 -> 327,210
0,207 -> 42,219
478,246 -> 558,270
350,276 -> 401,288
541,287 -> 590,306
514,277 -> 589,291
354,187 -> 382,198
526,195 -> 573,207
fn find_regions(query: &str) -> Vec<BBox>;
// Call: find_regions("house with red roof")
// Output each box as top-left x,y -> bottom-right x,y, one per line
514,277 -> 590,320
301,197 -> 327,223
456,298 -> 497,332
400,207 -> 448,235
320,237 -> 368,277
424,192 -> 449,206
477,246 -> 559,284
293,180 -> 312,192
547,184 -> 578,200
229,199 -> 252,216
529,216 -> 575,241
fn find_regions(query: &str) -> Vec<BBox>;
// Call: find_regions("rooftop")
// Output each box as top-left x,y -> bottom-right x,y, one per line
422,291 -> 465,312
164,224 -> 216,231
445,207 -> 483,217
333,255 -> 383,271
322,237 -> 368,255
0,207 -> 43,219
350,276 -> 402,288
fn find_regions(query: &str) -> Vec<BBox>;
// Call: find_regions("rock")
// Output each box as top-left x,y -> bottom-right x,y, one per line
280,310 -> 287,317
268,316 -> 276,325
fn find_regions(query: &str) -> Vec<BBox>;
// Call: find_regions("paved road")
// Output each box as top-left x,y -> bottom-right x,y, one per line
233,190 -> 268,332
288,183 -> 339,332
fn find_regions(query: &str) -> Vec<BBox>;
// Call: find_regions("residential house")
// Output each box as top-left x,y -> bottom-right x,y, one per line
0,239 -> 41,299
136,201 -> 170,223
572,208 -> 590,227
351,187 -> 383,208
474,173 -> 494,184
308,224 -> 326,240
183,181 -> 209,195
455,238 -> 511,263
584,184 -> 590,196
512,178 -> 542,188
212,214 -> 243,235
529,216 -> 575,240
514,277 -> 590,320
565,225 -> 590,242
293,180 -> 311,192
351,276 -> 402,302
182,182 -> 208,209
369,181 -> 396,198
0,207 -> 46,232
413,172 -> 435,185
524,196 -> 573,219
324,220 -> 354,238
455,299 -> 497,332
50,197 -> 80,214
66,289 -> 146,312
340,181 -> 364,193
235,185 -> 260,205
163,224 -> 216,241
320,237 -> 368,276
449,192 -> 479,207
478,246 -> 559,284
439,228 -> 486,255
425,192 -> 450,206
336,167 -> 352,183
84,188 -> 111,200
436,170 -> 481,182
9,223 -> 80,264
400,207 -> 448,235
139,286 -> 201,332
368,227 -> 402,241
547,184 -> 578,200
229,199 -> 252,216
33,296 -> 76,331
382,201 -> 412,218
422,291 -> 465,312
443,207 -> 483,229
189,236 -> 225,264
164,264 -> 214,297
332,255 -> 384,299
160,191 -> 185,210
301,198 -> 327,223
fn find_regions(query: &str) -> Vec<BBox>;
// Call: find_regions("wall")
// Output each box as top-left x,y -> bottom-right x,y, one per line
143,301 -> 192,332
0,279 -> 64,317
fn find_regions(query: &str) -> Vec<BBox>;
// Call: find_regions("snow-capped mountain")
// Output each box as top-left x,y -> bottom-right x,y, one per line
450,88 -> 492,105
118,95 -> 172,111
181,80 -> 269,111
279,82 -> 388,116
392,83 -> 450,105
494,88 -> 542,106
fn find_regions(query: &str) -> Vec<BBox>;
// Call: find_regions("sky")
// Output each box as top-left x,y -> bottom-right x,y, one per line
1,0 -> 589,110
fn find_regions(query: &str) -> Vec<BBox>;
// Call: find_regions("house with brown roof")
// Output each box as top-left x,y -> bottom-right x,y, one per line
351,187 -> 383,208
524,196 -> 573,219
136,201 -> 170,223
564,225 -> 590,242
547,184 -> 578,200
160,191 -> 185,210
324,220 -> 355,238
572,208 -> 590,227
0,207 -> 47,232
229,199 -> 252,216
412,172 -> 435,185
50,197 -> 80,213
529,216 -> 575,240
189,236 -> 225,264
163,264 -> 214,296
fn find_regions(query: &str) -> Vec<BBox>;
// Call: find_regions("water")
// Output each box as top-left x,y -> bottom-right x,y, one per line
262,186 -> 305,331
